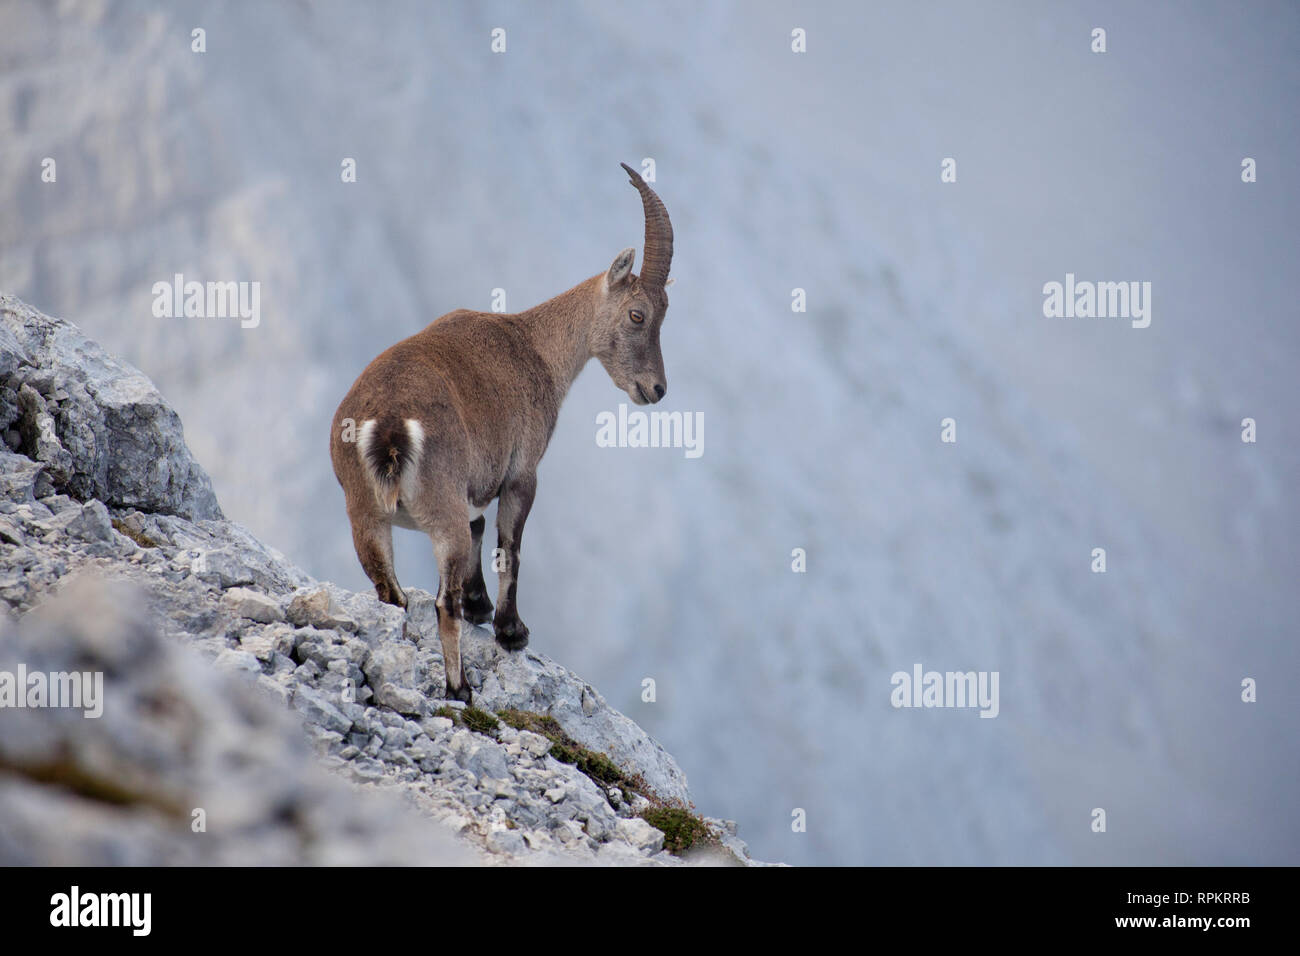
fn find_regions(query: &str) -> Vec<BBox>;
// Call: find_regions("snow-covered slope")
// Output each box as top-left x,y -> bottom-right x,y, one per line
2,0 -> 1296,864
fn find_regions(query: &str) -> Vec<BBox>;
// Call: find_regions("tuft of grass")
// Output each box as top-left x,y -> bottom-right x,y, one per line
496,708 -> 563,738
569,748 -> 626,788
461,706 -> 500,734
498,707 -> 633,788
432,705 -> 459,721
640,807 -> 718,855
112,518 -> 160,549
495,706 -> 718,855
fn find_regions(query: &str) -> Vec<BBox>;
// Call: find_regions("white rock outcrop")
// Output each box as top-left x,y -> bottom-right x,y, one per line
0,293 -> 765,866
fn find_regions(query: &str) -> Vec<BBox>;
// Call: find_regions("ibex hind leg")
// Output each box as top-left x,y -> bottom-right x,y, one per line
349,509 -> 406,609
429,519 -> 473,703
462,515 -> 494,625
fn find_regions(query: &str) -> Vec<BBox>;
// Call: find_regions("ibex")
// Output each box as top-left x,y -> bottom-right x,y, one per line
330,163 -> 674,702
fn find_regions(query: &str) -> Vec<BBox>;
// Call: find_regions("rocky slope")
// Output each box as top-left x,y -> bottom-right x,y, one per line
0,292 -> 760,865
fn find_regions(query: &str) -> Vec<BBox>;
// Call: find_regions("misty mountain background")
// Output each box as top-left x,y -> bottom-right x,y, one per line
2,0 -> 1296,865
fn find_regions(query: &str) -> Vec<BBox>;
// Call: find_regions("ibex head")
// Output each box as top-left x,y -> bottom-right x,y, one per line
592,163 -> 675,405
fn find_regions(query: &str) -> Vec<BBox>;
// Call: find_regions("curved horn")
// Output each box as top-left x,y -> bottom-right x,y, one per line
620,162 -> 673,290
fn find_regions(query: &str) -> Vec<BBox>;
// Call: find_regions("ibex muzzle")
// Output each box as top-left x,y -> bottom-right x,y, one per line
330,163 -> 674,702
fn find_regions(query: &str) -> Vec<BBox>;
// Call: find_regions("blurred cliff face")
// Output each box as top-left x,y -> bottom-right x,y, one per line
0,573 -> 477,865
2,0 -> 1296,865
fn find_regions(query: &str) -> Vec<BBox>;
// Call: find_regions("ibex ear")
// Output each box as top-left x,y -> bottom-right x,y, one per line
606,247 -> 636,288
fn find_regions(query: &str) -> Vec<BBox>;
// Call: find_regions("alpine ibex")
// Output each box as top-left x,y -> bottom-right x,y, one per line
330,163 -> 674,702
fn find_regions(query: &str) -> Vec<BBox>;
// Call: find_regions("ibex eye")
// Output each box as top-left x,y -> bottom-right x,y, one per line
629,309 -> 645,324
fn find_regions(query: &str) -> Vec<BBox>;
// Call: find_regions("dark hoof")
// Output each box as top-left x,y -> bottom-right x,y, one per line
377,584 -> 407,610
463,590 -> 494,625
493,614 -> 529,651
444,682 -> 472,704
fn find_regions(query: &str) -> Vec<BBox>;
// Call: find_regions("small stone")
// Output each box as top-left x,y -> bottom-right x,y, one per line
0,515 -> 25,545
255,675 -> 290,705
596,840 -> 651,865
292,661 -> 321,682
291,685 -> 354,735
223,587 -> 284,623
552,820 -> 586,846
437,812 -> 473,837
287,588 -> 357,631
238,631 -> 276,661
57,500 -> 114,543
40,494 -> 79,516
616,817 -> 665,853
310,729 -> 346,752
453,737 -> 510,781
626,792 -> 652,815
214,648 -> 261,674
522,830 -> 554,851
517,730 -> 552,758
348,759 -> 387,782
577,808 -> 613,842
363,642 -> 416,692
374,682 -> 426,716
190,548 -> 258,588
421,716 -> 454,736
485,827 -> 527,856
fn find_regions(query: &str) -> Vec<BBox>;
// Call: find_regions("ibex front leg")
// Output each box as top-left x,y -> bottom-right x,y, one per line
493,474 -> 535,651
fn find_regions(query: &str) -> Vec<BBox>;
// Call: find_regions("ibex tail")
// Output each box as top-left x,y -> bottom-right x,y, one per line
357,417 -> 424,514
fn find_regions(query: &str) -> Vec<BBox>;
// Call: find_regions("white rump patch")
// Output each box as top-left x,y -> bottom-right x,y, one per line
399,418 -> 425,503
404,418 -> 425,457
356,418 -> 395,512
356,418 -> 378,463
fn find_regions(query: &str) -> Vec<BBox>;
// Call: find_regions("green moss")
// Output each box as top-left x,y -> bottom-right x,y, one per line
496,708 -> 528,731
640,807 -> 716,855
573,749 -> 626,788
547,740 -> 577,763
498,708 -> 625,782
543,741 -> 625,787
495,708 -> 715,857
461,706 -> 500,734
497,710 -> 627,788
496,708 -> 564,738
